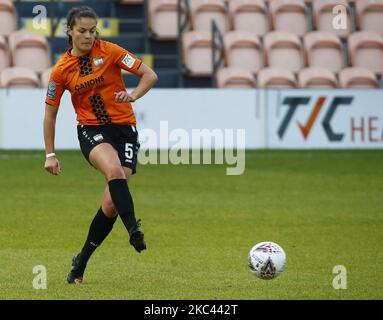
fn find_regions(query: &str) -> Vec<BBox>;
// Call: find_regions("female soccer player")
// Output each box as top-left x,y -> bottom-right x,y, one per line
43,6 -> 157,284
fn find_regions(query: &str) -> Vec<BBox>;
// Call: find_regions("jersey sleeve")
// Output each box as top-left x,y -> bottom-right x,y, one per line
110,42 -> 142,74
45,65 -> 66,107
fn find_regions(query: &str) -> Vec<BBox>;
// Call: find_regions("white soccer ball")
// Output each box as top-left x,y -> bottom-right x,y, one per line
248,241 -> 286,280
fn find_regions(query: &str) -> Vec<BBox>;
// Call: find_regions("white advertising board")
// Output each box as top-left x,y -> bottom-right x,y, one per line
266,89 -> 383,149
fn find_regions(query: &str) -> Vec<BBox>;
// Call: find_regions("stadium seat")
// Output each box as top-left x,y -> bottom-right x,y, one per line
269,0 -> 309,37
148,0 -> 185,40
190,0 -> 229,34
0,0 -> 17,36
339,67 -> 379,88
0,67 -> 39,88
0,35 -> 9,73
228,0 -> 269,37
8,30 -> 51,73
216,67 -> 256,88
257,67 -> 297,88
348,31 -> 383,74
41,67 -> 53,88
182,31 -> 222,76
264,31 -> 304,73
355,0 -> 383,35
312,0 -> 351,38
298,67 -> 337,88
224,31 -> 263,74
304,31 -> 344,72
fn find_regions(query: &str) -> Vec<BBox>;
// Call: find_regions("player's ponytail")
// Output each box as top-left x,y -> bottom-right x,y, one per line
66,6 -> 99,46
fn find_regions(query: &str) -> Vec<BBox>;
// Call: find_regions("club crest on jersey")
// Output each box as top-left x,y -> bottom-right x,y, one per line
93,56 -> 104,66
93,134 -> 104,142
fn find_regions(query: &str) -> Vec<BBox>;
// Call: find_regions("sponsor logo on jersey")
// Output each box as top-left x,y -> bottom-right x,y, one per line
47,81 -> 56,99
75,75 -> 105,92
122,53 -> 136,68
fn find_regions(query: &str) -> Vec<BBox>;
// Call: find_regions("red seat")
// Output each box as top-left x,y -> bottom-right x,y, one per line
269,0 -> 309,37
304,31 -> 344,72
0,67 -> 40,88
216,67 -> 256,88
257,67 -> 297,88
0,0 -> 17,36
355,0 -> 383,35
339,67 -> 379,88
348,31 -> 383,75
9,30 -> 51,73
264,31 -> 304,73
228,0 -> 269,37
224,31 -> 263,74
298,67 -> 337,88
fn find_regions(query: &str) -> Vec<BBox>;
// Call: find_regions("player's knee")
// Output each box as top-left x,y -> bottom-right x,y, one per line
102,200 -> 117,218
106,165 -> 125,181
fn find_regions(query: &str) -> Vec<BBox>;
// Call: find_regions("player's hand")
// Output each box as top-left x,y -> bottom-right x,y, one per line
44,157 -> 62,176
114,91 -> 136,103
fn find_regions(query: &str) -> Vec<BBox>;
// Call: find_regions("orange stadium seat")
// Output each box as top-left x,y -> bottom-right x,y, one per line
298,67 -> 337,88
312,0 -> 351,39
224,31 -> 263,74
355,0 -> 383,35
216,67 -> 256,88
339,67 -> 379,88
348,31 -> 383,75
0,0 -> 17,36
228,0 -> 270,37
148,0 -> 185,40
304,31 -> 344,72
0,35 -> 9,73
190,0 -> 229,34
269,0 -> 309,37
182,31 -> 222,76
8,30 -> 51,74
264,31 -> 304,73
257,67 -> 297,88
41,67 -> 53,88
0,67 -> 39,88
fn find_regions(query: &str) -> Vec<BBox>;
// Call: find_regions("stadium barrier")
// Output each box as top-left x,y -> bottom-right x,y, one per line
0,88 -> 382,149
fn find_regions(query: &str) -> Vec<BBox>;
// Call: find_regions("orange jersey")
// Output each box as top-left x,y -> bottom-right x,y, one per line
45,39 -> 142,125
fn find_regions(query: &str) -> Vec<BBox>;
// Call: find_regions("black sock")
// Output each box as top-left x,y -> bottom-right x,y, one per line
108,178 -> 138,235
80,207 -> 117,264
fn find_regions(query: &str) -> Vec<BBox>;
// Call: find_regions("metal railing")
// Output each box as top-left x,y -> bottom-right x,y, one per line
211,20 -> 224,88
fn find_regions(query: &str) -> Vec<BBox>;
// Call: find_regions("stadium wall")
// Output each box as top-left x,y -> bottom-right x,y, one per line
0,89 -> 382,150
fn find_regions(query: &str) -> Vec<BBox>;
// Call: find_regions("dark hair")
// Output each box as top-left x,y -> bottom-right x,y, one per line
66,6 -> 98,45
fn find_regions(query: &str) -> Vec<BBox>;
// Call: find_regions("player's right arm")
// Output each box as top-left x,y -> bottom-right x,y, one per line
43,65 -> 65,176
44,104 -> 61,175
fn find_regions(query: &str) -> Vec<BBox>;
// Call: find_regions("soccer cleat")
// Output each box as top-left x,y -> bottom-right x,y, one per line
129,219 -> 146,253
67,253 -> 87,284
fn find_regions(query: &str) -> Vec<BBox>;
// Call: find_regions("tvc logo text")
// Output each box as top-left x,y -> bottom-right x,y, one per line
278,96 -> 353,141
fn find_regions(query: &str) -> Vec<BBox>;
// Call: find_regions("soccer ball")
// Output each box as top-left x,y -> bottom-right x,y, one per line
248,241 -> 286,280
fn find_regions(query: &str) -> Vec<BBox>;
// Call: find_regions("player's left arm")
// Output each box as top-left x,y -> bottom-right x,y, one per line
115,63 -> 158,103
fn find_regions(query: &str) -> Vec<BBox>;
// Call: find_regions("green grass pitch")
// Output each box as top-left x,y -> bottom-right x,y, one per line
0,150 -> 382,300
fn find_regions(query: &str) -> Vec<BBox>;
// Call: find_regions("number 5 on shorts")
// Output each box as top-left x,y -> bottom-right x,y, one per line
125,143 -> 133,163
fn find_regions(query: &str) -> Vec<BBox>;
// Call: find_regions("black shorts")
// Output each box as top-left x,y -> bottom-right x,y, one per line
77,124 -> 140,174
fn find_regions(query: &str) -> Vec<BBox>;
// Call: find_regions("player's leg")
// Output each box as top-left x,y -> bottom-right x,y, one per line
67,183 -> 120,284
89,143 -> 143,246
121,166 -> 146,252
